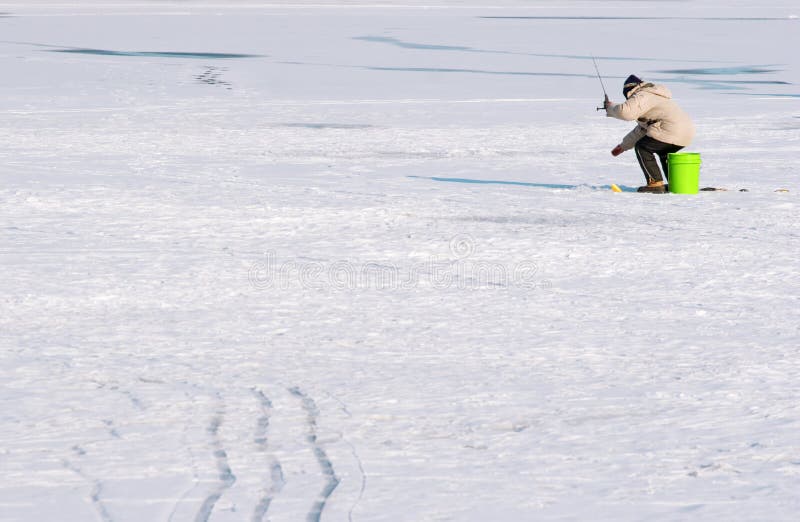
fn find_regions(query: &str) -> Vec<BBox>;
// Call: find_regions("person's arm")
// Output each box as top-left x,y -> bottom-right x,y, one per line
611,126 -> 646,155
620,125 -> 646,151
606,92 -> 650,121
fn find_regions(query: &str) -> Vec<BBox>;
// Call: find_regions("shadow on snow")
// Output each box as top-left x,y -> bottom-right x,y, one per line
50,48 -> 261,59
409,175 -> 639,192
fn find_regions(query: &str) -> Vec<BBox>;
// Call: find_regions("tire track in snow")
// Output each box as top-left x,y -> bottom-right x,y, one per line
289,387 -> 340,522
195,402 -> 237,522
251,388 -> 286,522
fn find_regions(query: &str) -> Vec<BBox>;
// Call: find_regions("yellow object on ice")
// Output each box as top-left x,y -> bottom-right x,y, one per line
610,184 -> 622,192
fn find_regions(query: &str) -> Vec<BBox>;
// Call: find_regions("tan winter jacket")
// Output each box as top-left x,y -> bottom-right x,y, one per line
606,83 -> 695,151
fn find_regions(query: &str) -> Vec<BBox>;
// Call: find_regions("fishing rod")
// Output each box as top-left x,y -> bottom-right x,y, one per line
592,56 -> 609,111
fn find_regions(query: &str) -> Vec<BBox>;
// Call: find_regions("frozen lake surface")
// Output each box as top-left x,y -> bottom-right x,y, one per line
1,1 -> 799,521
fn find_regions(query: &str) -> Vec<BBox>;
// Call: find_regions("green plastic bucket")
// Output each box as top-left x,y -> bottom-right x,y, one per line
668,152 -> 702,194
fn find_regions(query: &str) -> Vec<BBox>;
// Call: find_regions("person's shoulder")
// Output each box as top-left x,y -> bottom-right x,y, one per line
640,83 -> 673,99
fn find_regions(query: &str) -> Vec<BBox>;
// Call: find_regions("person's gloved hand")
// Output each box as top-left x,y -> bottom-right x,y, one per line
611,145 -> 623,157
604,98 -> 613,110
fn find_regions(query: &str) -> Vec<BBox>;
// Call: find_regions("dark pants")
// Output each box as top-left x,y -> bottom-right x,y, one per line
634,136 -> 683,183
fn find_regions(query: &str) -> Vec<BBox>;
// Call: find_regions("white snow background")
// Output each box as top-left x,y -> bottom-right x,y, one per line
1,1 -> 799,521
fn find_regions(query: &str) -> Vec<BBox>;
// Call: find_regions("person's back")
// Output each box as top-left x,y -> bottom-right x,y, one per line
607,82 -> 695,150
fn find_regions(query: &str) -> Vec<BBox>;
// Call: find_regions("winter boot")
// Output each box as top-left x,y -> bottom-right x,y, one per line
637,180 -> 666,193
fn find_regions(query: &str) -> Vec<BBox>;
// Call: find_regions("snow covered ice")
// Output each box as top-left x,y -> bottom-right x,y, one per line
1,1 -> 799,520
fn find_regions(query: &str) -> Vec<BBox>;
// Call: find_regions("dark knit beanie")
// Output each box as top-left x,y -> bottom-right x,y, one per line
623,74 -> 643,98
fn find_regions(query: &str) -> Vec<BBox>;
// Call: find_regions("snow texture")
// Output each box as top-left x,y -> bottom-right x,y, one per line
1,1 -> 799,521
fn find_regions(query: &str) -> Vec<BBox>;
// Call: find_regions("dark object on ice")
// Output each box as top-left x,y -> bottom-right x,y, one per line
699,187 -> 751,192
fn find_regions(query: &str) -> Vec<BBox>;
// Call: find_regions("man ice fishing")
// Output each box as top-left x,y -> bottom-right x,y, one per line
604,75 -> 695,193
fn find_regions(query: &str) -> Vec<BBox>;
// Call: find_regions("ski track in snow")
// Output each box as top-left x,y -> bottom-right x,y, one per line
62,449 -> 114,522
168,387 -> 206,522
344,437 -> 366,522
327,393 -> 367,522
289,387 -> 341,522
